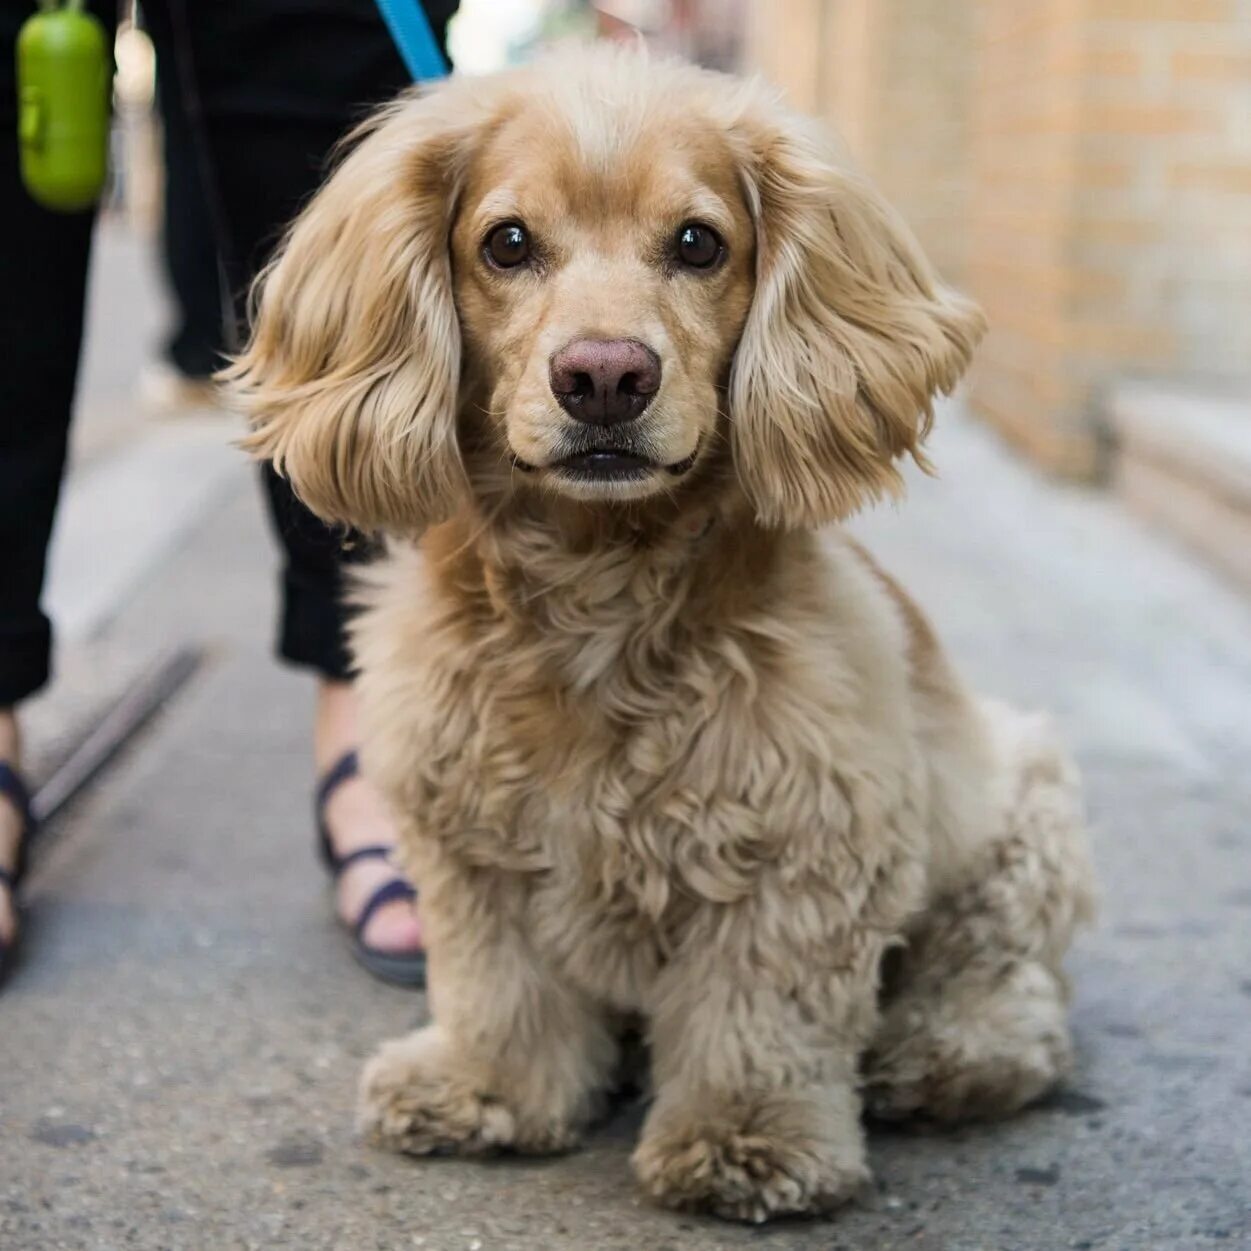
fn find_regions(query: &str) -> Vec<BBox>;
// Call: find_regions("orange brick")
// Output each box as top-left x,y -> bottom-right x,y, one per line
1066,321 -> 1174,360
1084,47 -> 1142,77
976,7 -> 1076,50
1034,371 -> 1084,413
1170,49 -> 1251,79
1066,268 -> 1126,301
1080,102 -> 1207,135
979,262 -> 1125,306
1077,217 -> 1161,246
1089,0 -> 1229,19
1169,162 -> 1251,193
974,207 -> 1070,236
1077,159 -> 1135,190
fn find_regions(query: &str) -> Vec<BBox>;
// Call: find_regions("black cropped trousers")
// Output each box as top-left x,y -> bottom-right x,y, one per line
0,0 -> 455,705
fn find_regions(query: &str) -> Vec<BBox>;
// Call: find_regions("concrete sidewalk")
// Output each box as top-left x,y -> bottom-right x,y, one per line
2,409 -> 1249,1251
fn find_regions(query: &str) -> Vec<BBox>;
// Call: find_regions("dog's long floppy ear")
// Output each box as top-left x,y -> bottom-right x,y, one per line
227,89 -> 479,534
727,96 -> 987,529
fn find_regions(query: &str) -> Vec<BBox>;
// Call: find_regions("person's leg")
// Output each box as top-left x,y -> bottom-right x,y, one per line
155,56 -> 225,381
255,472 -> 423,949
153,0 -> 456,957
139,49 -> 227,413
0,0 -> 116,949
0,711 -> 23,950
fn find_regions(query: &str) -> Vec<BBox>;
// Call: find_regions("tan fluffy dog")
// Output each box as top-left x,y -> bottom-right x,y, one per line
228,46 -> 1097,1223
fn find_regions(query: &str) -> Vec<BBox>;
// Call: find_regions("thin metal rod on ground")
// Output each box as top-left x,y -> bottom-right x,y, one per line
30,646 -> 203,827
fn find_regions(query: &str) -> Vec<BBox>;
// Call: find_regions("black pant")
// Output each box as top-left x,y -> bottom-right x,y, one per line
155,49 -> 225,381
0,0 -> 456,706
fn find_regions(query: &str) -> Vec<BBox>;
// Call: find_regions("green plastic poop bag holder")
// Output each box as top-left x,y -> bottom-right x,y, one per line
17,0 -> 110,212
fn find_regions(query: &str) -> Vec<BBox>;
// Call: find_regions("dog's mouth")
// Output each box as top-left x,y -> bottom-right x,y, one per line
554,449 -> 653,481
511,442 -> 700,482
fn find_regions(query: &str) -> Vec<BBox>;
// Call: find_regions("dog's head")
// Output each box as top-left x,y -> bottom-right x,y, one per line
231,47 -> 985,533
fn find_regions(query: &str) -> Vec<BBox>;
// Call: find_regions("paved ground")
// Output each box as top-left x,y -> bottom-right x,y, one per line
2,229 -> 1249,1251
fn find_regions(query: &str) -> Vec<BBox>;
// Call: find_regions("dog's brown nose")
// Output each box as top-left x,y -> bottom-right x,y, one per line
549,338 -> 661,426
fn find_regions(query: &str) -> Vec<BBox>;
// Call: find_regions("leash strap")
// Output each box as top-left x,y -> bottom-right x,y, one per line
374,0 -> 450,81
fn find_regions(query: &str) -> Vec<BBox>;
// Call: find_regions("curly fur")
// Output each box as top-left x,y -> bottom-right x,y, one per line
226,45 -> 1096,1225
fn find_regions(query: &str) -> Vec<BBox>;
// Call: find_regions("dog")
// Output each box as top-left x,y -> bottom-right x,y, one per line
228,45 -> 1097,1223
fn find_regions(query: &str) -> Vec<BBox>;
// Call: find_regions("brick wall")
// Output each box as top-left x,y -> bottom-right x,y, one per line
744,0 -> 1251,479
860,0 -> 976,285
972,0 -> 1251,474
746,0 -> 975,285
968,0 -> 1100,474
1081,0 -> 1251,384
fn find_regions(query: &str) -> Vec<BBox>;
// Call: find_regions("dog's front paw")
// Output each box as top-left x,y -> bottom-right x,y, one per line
357,1027 -> 580,1156
632,1098 -> 868,1223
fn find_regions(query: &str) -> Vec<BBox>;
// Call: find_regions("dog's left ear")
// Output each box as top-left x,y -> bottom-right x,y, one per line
226,88 -> 481,535
728,99 -> 987,528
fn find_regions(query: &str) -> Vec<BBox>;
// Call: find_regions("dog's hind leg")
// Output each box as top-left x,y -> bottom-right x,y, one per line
863,705 -> 1097,1123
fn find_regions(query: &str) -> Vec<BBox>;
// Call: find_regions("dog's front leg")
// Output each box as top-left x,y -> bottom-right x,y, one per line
632,894 -> 894,1223
357,868 -> 617,1157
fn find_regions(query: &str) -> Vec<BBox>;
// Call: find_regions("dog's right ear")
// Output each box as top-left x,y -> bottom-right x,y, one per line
226,90 -> 480,534
726,90 -> 985,529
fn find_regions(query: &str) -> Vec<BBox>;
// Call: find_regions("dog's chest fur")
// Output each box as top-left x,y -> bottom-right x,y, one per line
355,517 -> 927,1010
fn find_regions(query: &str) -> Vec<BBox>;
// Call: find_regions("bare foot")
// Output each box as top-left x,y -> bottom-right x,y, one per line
315,681 -> 423,956
0,709 -> 23,950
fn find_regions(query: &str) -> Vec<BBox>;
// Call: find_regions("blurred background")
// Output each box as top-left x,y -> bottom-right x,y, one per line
5,5 -> 1249,1246
100,0 -> 1251,592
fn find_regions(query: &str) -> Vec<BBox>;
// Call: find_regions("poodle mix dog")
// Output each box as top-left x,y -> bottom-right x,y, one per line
231,47 -> 1096,1223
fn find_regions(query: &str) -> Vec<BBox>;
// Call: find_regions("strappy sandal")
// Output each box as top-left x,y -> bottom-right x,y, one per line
316,750 -> 426,988
0,762 -> 35,988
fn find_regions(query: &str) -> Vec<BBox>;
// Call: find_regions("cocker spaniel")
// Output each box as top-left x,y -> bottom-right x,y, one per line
229,46 -> 1096,1223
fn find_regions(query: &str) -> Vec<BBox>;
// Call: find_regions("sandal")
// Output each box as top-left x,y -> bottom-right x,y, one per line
0,761 -> 35,988
316,750 -> 426,988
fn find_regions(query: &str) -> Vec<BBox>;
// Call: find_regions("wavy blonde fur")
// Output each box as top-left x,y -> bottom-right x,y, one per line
727,102 -> 986,526
225,85 -> 497,532
226,46 -> 1094,1225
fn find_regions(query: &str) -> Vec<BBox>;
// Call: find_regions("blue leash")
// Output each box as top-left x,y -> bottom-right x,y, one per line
374,0 -> 450,80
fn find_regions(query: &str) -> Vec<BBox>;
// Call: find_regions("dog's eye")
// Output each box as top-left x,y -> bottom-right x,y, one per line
485,222 -> 530,269
675,222 -> 724,270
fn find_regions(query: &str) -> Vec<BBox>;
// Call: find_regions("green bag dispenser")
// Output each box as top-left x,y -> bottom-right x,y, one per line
17,0 -> 110,212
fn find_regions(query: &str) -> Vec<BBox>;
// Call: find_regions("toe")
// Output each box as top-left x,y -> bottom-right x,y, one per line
0,887 -> 16,948
358,898 -> 424,955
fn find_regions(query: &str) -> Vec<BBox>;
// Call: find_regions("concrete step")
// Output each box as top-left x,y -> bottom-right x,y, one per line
1109,383 -> 1251,592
